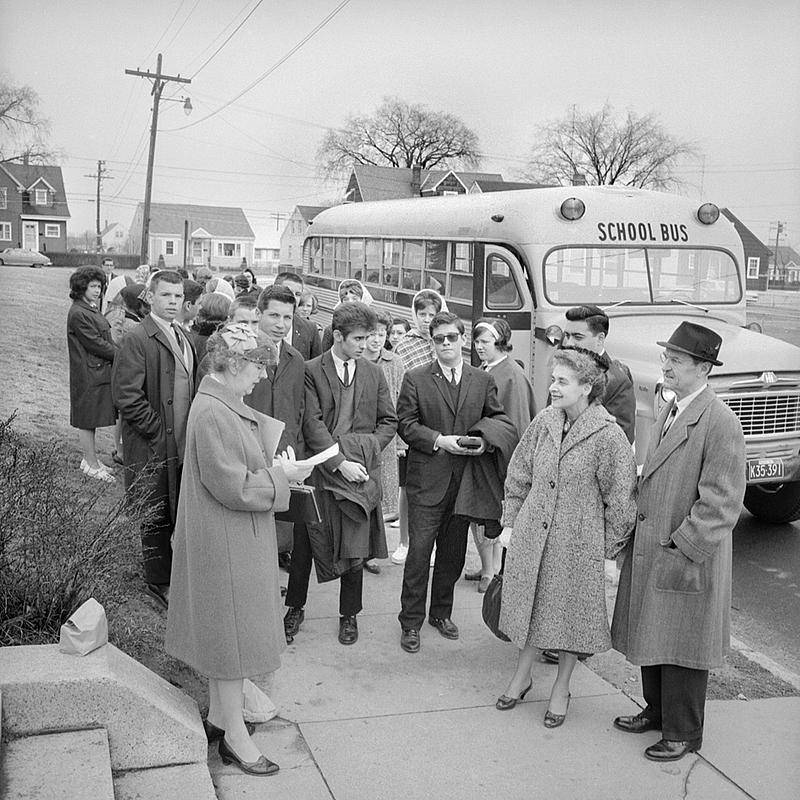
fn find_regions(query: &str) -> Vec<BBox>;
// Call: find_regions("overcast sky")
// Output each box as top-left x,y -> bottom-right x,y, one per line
2,0 -> 798,249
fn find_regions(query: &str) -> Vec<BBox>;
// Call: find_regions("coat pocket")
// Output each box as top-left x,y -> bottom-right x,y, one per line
654,547 -> 704,594
87,360 -> 111,386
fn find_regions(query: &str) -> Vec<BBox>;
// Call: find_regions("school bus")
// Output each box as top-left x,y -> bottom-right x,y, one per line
302,186 -> 800,524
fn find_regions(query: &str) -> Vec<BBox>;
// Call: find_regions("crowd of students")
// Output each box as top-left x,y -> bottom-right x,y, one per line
65,261 -> 746,777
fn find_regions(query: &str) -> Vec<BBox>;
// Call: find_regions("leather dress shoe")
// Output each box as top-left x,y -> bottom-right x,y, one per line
203,719 -> 255,742
464,569 -> 482,581
542,649 -> 588,664
218,737 -> 279,776
145,583 -> 169,610
338,615 -> 358,645
284,607 -> 305,638
363,560 -> 381,575
495,680 -> 532,711
613,711 -> 662,734
428,616 -> 459,639
644,738 -> 701,762
400,627 -> 420,653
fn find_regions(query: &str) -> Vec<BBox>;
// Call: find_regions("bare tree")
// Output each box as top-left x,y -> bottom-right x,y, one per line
0,75 -> 54,164
317,96 -> 481,177
523,103 -> 698,190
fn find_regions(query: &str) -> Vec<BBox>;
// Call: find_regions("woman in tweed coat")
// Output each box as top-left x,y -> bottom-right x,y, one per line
496,348 -> 637,726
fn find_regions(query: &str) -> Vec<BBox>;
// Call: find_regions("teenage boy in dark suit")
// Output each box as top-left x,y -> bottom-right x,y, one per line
396,311 -> 512,653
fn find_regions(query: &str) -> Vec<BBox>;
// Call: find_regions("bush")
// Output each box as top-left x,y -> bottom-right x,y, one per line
0,415 -> 154,645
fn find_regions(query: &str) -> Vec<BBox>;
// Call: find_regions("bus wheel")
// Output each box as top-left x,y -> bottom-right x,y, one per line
743,481 -> 800,524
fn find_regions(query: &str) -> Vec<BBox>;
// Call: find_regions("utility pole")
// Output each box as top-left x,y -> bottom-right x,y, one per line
84,160 -> 113,252
125,54 -> 190,264
270,212 -> 289,231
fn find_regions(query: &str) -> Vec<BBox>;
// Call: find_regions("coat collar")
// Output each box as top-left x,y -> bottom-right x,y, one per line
197,375 -> 261,424
642,387 -> 716,480
543,403 -> 616,455
321,350 -> 366,408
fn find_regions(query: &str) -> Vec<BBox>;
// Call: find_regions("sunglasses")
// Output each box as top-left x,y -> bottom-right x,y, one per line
432,333 -> 461,344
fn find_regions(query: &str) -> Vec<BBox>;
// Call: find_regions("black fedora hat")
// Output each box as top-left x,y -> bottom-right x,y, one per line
657,321 -> 723,366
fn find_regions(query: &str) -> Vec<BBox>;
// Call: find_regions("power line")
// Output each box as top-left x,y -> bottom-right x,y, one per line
161,0 -> 204,54
163,0 -> 352,132
192,0 -> 266,77
141,0 -> 191,64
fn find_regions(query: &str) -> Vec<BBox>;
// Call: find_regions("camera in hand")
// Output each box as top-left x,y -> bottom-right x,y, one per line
457,436 -> 483,450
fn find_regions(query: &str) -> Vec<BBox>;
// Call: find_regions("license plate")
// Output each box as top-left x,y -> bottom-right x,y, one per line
747,459 -> 785,481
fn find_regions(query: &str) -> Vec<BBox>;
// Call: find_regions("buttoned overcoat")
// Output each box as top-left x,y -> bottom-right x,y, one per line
67,298 -> 117,429
611,388 -> 746,669
111,314 -> 195,522
500,404 -> 637,652
165,377 -> 290,678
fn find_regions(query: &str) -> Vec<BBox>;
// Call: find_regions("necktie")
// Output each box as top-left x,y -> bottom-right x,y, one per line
171,324 -> 182,347
662,405 -> 678,436
343,361 -> 350,387
450,368 -> 457,386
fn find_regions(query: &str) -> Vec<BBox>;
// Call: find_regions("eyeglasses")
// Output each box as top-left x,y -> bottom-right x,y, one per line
432,333 -> 461,344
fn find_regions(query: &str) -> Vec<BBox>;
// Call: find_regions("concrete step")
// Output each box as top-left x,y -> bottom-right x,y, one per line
114,763 -> 217,800
2,728 -> 115,800
0,643 -> 206,771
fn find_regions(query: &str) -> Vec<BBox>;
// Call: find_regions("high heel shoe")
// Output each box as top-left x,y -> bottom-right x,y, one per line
203,719 -> 256,742
495,680 -> 533,711
218,737 -> 279,776
543,693 -> 571,728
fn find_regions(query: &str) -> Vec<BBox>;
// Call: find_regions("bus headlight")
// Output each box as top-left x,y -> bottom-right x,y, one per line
560,198 -> 585,221
545,324 -> 563,345
696,203 -> 719,225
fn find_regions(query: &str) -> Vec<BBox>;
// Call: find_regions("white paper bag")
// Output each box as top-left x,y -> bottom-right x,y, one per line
242,678 -> 277,723
58,598 -> 108,656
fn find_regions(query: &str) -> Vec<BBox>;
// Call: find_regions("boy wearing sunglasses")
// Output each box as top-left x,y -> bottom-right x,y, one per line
396,312 -> 513,653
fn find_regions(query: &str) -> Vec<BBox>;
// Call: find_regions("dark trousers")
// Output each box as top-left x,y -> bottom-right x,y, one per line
399,474 -> 470,630
285,521 -> 364,617
641,664 -> 709,743
141,466 -> 180,586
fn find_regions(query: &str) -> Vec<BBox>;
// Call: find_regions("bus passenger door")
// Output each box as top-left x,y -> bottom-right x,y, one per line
480,244 -> 536,379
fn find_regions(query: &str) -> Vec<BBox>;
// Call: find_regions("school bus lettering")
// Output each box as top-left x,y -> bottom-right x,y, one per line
597,222 -> 688,243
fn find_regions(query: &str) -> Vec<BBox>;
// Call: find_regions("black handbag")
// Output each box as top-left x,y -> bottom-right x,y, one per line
481,549 -> 510,642
275,485 -> 322,524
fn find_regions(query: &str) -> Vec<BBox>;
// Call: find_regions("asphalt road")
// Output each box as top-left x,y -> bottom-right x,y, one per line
732,511 -> 800,678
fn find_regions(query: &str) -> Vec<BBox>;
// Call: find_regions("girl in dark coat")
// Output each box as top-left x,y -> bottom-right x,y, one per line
67,265 -> 117,482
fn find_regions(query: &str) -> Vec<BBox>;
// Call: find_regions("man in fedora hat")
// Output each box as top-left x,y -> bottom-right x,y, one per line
610,321 -> 745,762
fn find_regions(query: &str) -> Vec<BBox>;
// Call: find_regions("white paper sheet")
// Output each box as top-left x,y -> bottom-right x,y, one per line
294,443 -> 339,468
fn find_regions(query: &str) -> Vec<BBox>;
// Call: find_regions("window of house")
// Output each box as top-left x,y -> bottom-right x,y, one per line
0,222 -> 11,241
218,242 -> 240,257
165,240 -> 175,255
746,257 -> 760,280
44,224 -> 60,237
0,188 -> 7,210
34,188 -> 48,205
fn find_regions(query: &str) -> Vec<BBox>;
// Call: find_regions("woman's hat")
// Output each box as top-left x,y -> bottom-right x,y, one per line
657,321 -> 723,366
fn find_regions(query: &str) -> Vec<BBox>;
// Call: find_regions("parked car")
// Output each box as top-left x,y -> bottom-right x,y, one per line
0,248 -> 52,267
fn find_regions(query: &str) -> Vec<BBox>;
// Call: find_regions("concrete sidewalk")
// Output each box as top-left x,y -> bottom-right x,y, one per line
209,548 -> 800,800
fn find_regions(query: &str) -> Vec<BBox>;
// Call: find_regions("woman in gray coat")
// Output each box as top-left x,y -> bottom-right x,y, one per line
165,323 -> 312,776
496,348 -> 637,727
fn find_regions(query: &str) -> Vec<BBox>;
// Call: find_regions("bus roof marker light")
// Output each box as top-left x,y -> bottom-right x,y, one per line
491,214 -> 505,223
697,203 -> 719,225
560,197 -> 585,221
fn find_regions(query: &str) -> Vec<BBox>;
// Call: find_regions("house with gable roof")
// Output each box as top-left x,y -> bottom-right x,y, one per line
769,244 -> 800,287
0,163 -> 71,252
343,164 -> 511,203
279,204 -> 330,269
720,208 -> 774,291
129,202 -> 254,270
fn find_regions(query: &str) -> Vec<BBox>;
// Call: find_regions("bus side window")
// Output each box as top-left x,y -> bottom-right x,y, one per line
449,273 -> 473,301
486,254 -> 522,309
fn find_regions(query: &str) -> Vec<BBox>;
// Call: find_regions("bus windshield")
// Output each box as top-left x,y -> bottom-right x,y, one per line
543,246 -> 741,305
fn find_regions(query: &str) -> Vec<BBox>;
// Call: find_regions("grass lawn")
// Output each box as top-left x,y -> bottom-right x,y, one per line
1,265 -> 207,708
